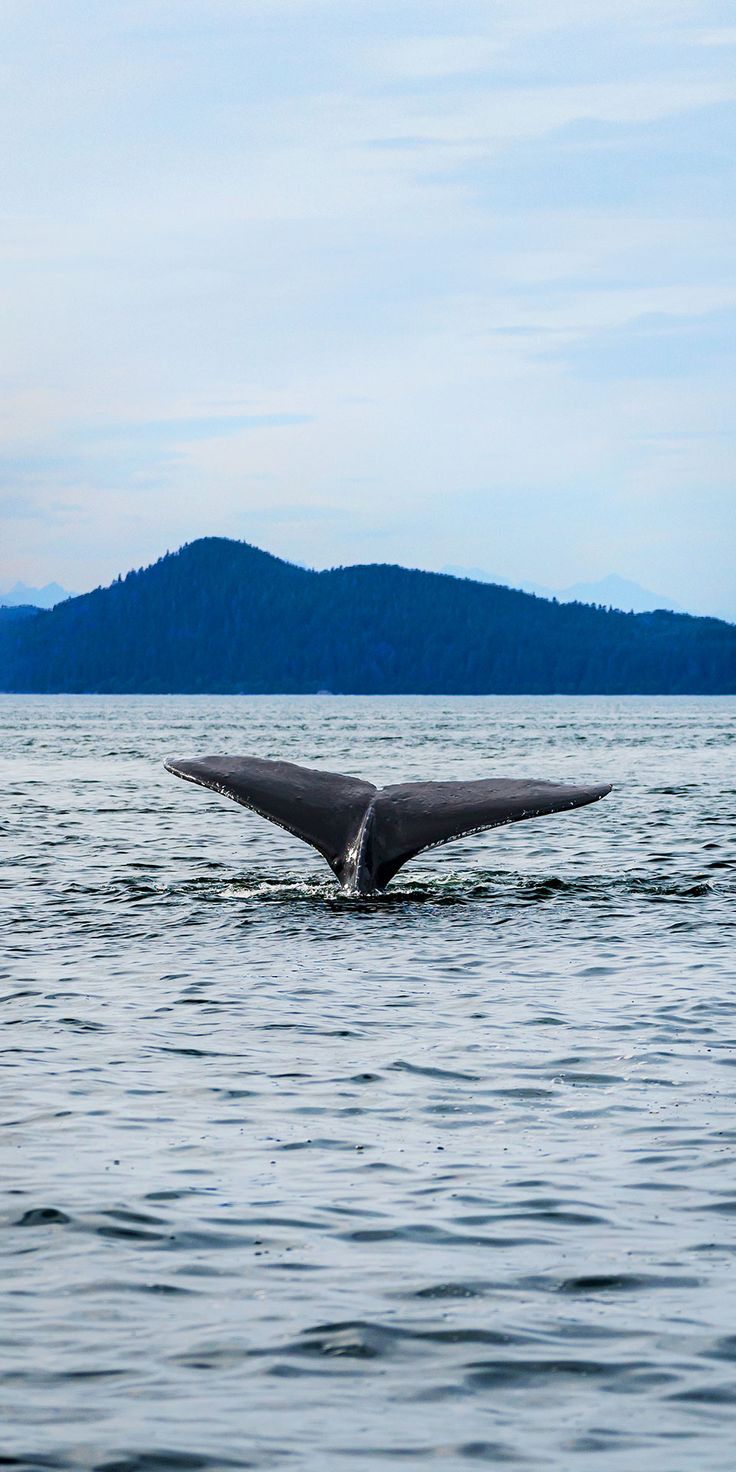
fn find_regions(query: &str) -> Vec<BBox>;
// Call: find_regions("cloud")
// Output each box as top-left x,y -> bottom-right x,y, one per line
378,35 -> 504,82
442,101 -> 736,214
0,0 -> 734,617
0,492 -> 83,525
84,412 -> 313,446
545,307 -> 736,380
697,27 -> 736,47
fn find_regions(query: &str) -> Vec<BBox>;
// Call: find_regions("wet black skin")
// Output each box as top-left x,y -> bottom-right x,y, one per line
164,755 -> 612,894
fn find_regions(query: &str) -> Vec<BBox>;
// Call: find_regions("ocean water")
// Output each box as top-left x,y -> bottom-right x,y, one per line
2,695 -> 736,1472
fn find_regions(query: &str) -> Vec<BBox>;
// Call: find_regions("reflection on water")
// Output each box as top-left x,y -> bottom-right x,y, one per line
2,696 -> 736,1471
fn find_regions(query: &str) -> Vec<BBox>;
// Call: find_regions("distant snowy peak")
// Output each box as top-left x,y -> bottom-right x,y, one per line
0,581 -> 73,609
441,568 -> 681,615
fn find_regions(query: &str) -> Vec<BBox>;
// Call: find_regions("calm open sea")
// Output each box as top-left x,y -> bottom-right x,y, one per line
2,696 -> 736,1471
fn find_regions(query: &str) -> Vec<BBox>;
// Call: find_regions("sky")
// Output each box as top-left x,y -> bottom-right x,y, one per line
1,0 -> 735,618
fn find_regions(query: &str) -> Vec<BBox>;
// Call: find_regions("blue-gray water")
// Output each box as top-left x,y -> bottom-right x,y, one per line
2,696 -> 736,1472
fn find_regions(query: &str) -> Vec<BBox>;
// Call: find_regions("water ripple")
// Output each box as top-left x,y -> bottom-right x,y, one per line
1,694 -> 735,1471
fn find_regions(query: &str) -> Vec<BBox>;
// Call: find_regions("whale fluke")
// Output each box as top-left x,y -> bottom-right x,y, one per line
164,754 -> 611,894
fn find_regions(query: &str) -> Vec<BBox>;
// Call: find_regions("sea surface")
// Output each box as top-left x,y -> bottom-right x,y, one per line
2,695 -> 736,1472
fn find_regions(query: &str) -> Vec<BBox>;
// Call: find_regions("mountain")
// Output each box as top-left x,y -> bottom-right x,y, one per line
0,604 -> 42,622
0,537 -> 733,694
0,580 -> 73,609
442,567 -> 681,614
557,574 -> 681,615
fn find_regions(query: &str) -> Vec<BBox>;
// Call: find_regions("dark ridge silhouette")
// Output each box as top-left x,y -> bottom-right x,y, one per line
0,604 -> 42,622
0,537 -> 733,693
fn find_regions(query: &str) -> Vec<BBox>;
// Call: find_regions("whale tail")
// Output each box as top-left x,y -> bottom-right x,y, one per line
164,754 -> 611,894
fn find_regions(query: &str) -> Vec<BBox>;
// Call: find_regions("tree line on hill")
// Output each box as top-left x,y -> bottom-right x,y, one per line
0,537 -> 733,694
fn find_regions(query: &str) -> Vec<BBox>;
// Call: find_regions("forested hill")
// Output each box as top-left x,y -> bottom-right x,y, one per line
0,604 -> 41,622
0,537 -> 733,694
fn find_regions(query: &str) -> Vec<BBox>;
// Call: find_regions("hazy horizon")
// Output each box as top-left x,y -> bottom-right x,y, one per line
2,1 -> 735,618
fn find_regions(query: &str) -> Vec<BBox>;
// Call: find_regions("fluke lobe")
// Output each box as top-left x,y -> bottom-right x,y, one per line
164,755 -> 612,895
